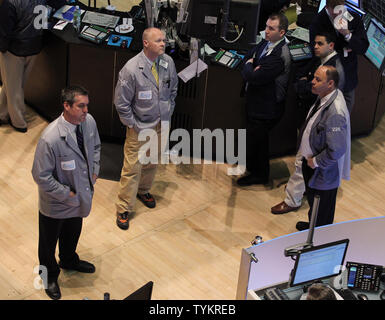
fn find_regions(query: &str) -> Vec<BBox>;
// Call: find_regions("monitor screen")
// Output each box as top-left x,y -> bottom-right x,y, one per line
123,281 -> 153,300
179,0 -> 261,49
289,239 -> 349,287
318,0 -> 326,12
346,0 -> 360,8
365,19 -> 385,70
345,2 -> 366,17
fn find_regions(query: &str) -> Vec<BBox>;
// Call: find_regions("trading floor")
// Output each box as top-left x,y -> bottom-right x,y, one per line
0,86 -> 384,299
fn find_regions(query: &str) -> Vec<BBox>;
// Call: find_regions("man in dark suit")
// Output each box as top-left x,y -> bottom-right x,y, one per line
309,0 -> 369,113
258,0 -> 291,32
237,13 -> 291,186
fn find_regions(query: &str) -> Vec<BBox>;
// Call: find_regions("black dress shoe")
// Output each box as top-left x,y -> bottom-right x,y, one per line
237,174 -> 268,186
59,260 -> 95,273
45,281 -> 61,300
296,221 -> 310,231
9,120 -> 27,133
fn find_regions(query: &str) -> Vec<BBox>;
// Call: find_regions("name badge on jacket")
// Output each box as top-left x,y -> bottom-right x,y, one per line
138,90 -> 152,100
61,160 -> 76,171
159,59 -> 168,69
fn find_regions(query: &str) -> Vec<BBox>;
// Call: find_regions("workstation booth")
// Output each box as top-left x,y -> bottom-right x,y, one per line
236,216 -> 385,300
22,0 -> 385,160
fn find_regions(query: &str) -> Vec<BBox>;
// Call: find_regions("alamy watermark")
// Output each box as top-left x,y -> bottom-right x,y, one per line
33,5 -> 50,30
33,265 -> 48,290
137,121 -> 246,175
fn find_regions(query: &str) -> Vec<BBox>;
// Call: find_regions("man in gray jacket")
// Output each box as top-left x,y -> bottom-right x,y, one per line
295,65 -> 350,231
32,86 -> 101,300
114,27 -> 178,230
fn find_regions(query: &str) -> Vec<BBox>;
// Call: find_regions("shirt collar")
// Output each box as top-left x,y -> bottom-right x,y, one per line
142,50 -> 157,67
320,51 -> 338,65
267,37 -> 284,51
61,113 -> 77,133
320,89 -> 337,106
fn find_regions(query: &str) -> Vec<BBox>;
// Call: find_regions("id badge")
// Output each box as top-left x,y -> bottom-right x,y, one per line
61,160 -> 76,171
159,59 -> 168,69
138,90 -> 152,100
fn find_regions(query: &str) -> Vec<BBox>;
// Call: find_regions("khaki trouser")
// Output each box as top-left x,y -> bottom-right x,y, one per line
116,122 -> 164,213
0,51 -> 36,128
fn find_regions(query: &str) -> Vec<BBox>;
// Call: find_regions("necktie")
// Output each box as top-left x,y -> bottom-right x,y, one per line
151,62 -> 159,86
297,98 -> 322,150
76,125 -> 86,158
76,125 -> 94,190
259,42 -> 271,59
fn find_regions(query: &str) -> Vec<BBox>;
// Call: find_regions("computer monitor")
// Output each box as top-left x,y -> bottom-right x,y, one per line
318,0 -> 326,12
364,19 -> 385,70
179,0 -> 261,49
346,2 -> 366,17
123,281 -> 154,300
346,0 -> 360,8
289,239 -> 349,287
319,0 -> 362,13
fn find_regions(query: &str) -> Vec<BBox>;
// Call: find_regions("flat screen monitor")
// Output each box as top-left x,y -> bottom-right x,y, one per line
289,239 -> 349,287
318,0 -> 326,12
346,0 -> 360,8
180,0 -> 261,49
345,2 -> 366,18
365,19 -> 385,70
123,281 -> 153,300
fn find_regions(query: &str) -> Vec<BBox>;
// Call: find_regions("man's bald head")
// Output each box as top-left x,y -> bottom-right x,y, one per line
142,28 -> 166,61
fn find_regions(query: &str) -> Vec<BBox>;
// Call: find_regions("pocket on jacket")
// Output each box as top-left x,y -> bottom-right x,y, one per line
65,193 -> 81,207
57,155 -> 79,190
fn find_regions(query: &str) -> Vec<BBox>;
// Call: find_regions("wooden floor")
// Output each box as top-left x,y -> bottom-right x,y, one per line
0,89 -> 384,300
79,0 -> 140,12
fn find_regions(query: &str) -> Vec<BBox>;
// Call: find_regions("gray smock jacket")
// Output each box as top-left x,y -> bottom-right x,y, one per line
32,113 -> 101,218
114,50 -> 178,131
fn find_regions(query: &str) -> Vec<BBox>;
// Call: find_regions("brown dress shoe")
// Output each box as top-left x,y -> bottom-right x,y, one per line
271,201 -> 300,214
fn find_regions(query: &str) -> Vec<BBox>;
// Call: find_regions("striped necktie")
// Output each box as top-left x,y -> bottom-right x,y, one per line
76,125 -> 86,158
151,62 -> 159,86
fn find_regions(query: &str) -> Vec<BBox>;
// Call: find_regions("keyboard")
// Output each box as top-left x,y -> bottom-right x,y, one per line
263,287 -> 290,300
336,288 -> 357,300
82,11 -> 120,28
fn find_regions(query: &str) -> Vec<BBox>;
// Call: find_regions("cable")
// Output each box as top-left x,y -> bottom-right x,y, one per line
221,26 -> 244,44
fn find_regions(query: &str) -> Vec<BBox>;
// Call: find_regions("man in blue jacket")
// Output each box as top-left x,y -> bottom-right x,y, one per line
309,0 -> 369,113
295,65 -> 350,231
237,13 -> 291,186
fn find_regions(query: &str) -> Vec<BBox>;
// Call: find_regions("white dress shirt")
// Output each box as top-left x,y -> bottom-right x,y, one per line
299,90 -> 337,167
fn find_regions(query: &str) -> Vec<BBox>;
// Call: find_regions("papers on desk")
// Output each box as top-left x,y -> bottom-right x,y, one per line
290,27 -> 310,43
201,44 -> 217,56
53,20 -> 69,30
53,5 -> 85,23
177,59 -> 208,83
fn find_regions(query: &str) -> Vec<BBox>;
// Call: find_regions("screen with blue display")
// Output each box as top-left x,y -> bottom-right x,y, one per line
290,239 -> 349,287
318,0 -> 326,12
365,19 -> 385,70
346,0 -> 360,8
